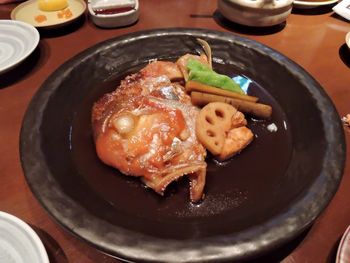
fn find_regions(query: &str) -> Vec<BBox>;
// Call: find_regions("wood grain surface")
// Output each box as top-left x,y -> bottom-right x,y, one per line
0,1 -> 349,262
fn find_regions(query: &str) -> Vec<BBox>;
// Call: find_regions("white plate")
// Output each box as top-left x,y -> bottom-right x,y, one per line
333,0 -> 350,21
0,211 -> 49,263
0,20 -> 39,74
293,0 -> 338,9
336,226 -> 350,263
11,0 -> 86,29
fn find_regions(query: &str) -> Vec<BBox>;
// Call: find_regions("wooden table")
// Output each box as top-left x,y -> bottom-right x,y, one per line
1,1 -> 349,262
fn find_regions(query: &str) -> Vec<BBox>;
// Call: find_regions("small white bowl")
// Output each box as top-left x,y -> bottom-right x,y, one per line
0,211 -> 49,263
88,0 -> 139,28
218,0 -> 293,27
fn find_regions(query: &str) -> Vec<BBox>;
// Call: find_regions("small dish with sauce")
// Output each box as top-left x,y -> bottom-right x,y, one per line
88,0 -> 139,28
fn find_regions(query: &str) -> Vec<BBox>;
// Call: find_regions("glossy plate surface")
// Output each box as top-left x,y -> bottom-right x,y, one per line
11,0 -> 86,28
0,20 -> 39,74
20,28 -> 345,262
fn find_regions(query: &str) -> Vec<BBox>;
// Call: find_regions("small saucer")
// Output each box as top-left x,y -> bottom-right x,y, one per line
11,0 -> 86,29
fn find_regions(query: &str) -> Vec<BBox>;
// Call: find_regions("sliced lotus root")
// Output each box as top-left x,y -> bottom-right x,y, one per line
196,102 -> 237,155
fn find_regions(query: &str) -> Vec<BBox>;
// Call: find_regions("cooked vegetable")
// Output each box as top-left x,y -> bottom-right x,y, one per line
185,80 -> 258,102
196,38 -> 212,69
187,59 -> 244,94
191,91 -> 272,119
187,58 -> 211,72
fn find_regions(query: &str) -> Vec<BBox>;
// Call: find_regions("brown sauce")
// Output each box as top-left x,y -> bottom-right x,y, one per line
69,62 -> 292,238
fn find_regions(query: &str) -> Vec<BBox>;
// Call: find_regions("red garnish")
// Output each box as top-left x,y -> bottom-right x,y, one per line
57,8 -> 73,19
35,14 -> 47,23
93,6 -> 134,15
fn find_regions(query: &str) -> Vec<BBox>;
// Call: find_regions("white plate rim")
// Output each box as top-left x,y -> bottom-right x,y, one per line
0,211 -> 49,263
0,20 -> 40,74
293,0 -> 338,8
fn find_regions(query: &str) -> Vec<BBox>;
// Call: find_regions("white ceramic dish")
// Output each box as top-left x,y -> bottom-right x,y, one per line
0,211 -> 49,263
346,32 -> 350,49
336,226 -> 350,263
88,0 -> 139,28
0,20 -> 39,74
11,0 -> 86,29
293,0 -> 338,9
333,0 -> 350,21
218,0 -> 293,27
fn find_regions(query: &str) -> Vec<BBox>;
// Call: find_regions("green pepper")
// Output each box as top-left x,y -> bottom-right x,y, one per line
187,58 -> 212,72
186,59 -> 244,94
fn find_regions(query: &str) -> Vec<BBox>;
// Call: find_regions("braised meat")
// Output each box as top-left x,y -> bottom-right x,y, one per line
92,61 -> 207,202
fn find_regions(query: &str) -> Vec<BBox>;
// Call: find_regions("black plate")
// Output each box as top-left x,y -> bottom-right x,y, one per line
20,28 -> 345,262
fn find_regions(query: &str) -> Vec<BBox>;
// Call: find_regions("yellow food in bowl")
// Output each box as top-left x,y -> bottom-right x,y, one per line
38,0 -> 68,11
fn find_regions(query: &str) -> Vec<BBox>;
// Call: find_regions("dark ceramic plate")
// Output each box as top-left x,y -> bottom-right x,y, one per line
20,28 -> 345,262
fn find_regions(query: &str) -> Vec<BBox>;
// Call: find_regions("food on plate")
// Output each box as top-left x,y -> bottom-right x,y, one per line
92,61 -> 207,202
91,0 -> 136,15
196,38 -> 212,69
34,14 -> 47,23
191,91 -> 272,119
195,102 -> 253,159
92,39 -> 271,202
186,80 -> 258,102
176,53 -> 209,81
342,114 -> 350,127
38,0 -> 68,11
186,59 -> 244,94
57,8 -> 73,19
